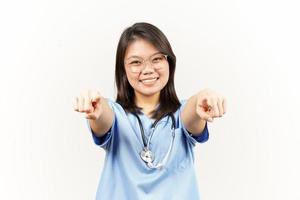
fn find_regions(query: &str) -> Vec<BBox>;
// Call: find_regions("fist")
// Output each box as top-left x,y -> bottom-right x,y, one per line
195,89 -> 227,122
74,90 -> 103,120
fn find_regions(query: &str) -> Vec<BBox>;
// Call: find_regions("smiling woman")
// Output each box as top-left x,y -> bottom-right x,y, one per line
123,39 -> 171,114
115,23 -> 180,120
74,22 -> 226,200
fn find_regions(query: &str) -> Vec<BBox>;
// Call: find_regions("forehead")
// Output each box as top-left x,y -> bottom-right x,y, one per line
124,39 -> 160,59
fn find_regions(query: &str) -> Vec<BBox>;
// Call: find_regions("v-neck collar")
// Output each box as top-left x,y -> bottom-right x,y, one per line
138,111 -> 170,127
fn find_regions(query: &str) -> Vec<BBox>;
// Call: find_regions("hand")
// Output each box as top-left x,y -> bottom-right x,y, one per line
74,90 -> 104,120
195,89 -> 227,122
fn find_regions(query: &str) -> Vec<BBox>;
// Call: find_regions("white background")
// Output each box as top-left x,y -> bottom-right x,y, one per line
1,0 -> 299,199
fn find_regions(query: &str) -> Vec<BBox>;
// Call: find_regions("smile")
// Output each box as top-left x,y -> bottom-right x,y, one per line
139,77 -> 159,85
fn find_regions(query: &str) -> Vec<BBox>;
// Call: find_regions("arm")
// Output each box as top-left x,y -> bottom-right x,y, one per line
89,97 -> 114,137
75,90 -> 115,138
180,94 -> 207,137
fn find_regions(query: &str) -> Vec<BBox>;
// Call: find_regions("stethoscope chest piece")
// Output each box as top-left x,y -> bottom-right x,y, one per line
140,148 -> 155,163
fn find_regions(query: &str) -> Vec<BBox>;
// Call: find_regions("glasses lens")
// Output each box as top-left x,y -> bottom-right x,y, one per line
126,59 -> 142,73
151,54 -> 166,65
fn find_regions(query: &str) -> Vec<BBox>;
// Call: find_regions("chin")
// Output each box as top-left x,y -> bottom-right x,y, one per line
136,86 -> 162,96
140,90 -> 161,96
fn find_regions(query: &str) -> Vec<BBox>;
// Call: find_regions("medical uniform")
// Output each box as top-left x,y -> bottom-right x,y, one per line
86,98 -> 209,200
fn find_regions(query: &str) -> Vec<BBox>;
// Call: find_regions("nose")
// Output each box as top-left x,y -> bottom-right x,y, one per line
141,60 -> 155,74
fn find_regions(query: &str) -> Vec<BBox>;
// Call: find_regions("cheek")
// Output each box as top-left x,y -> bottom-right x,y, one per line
124,70 -> 134,86
160,69 -> 170,84
126,73 -> 139,88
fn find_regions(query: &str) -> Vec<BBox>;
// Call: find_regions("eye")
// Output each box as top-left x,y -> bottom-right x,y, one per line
130,60 -> 141,65
152,56 -> 164,63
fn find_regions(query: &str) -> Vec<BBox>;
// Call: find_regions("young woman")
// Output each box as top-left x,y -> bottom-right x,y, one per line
74,22 -> 227,200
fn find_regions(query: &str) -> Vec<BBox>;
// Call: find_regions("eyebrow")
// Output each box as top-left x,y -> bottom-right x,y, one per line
126,52 -> 161,60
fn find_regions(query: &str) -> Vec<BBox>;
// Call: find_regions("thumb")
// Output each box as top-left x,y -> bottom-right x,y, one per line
196,107 -> 214,122
91,95 -> 101,103
89,94 -> 103,119
90,93 -> 102,109
200,112 -> 214,122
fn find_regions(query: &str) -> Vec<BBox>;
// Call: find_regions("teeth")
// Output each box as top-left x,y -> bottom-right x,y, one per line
142,78 -> 157,83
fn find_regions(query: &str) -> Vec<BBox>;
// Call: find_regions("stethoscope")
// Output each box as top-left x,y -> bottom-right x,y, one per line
133,112 -> 176,169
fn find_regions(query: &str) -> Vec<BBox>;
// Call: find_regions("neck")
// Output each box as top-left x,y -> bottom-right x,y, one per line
134,91 -> 160,110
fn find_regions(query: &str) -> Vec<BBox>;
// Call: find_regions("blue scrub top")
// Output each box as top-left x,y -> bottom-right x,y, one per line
86,98 -> 209,200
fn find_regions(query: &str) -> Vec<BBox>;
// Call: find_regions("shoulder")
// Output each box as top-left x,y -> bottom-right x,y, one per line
178,99 -> 188,112
105,98 -> 123,111
104,98 -> 129,119
179,99 -> 188,106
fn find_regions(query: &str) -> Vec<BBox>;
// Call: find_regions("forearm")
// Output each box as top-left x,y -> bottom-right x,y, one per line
89,98 -> 114,137
181,94 -> 207,136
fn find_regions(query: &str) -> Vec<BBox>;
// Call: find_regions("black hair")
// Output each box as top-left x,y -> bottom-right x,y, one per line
115,22 -> 180,120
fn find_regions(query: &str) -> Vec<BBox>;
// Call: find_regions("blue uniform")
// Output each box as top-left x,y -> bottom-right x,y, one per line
86,98 -> 209,200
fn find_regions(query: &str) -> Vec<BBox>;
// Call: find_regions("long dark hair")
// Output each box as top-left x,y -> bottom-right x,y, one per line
115,22 -> 181,121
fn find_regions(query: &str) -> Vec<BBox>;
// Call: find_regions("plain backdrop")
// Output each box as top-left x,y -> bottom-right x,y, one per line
0,0 -> 299,199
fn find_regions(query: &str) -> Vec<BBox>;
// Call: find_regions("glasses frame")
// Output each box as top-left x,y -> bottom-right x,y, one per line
124,53 -> 168,73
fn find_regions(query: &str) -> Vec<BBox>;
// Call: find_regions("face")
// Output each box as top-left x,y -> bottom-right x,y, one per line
124,39 -> 169,98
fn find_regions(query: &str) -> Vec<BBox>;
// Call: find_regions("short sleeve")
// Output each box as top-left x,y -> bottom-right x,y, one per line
178,99 -> 209,147
85,98 -> 116,150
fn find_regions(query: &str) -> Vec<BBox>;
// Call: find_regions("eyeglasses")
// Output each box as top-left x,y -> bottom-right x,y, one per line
124,53 -> 168,73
